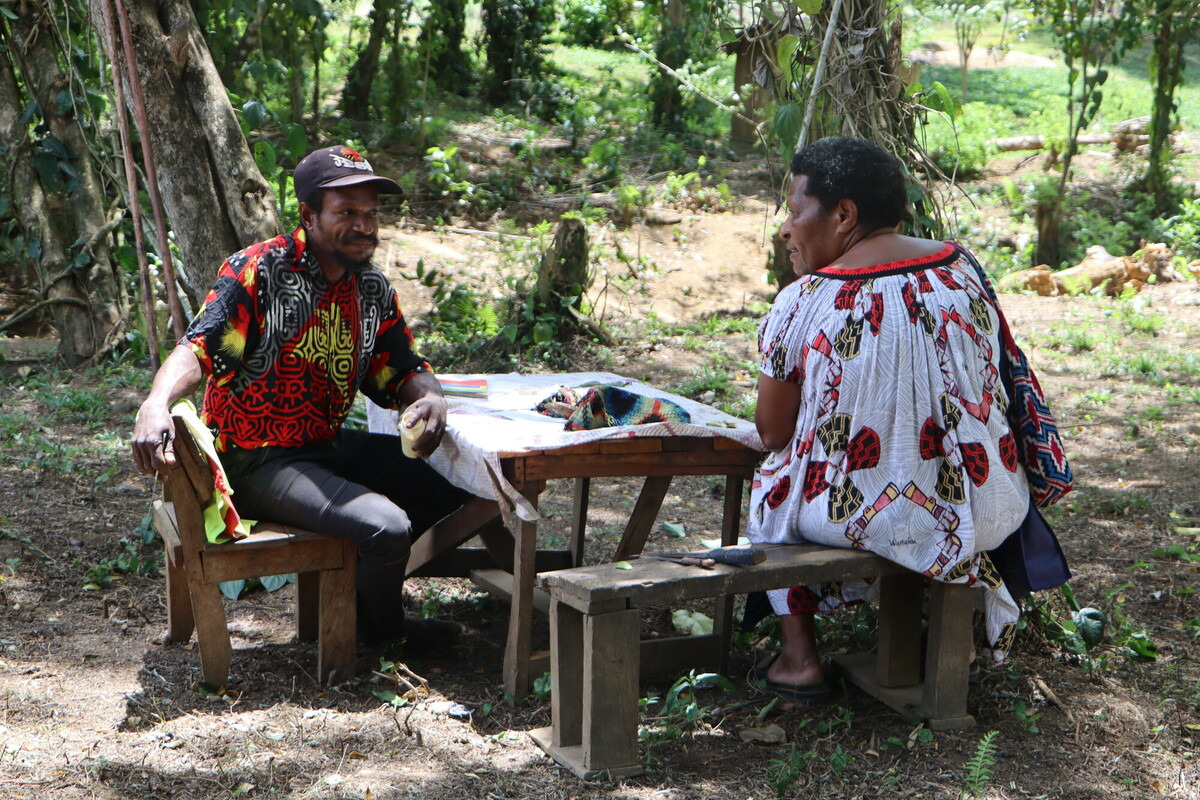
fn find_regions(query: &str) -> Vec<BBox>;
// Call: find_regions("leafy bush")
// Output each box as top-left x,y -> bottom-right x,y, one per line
1164,197 -> 1200,261
559,0 -> 633,47
920,101 -> 1011,178
481,0 -> 556,104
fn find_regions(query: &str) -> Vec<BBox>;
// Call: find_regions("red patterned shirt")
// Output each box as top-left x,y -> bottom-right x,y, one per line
182,226 -> 429,451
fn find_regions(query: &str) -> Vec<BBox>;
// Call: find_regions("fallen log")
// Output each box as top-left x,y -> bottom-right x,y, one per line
987,133 -> 1149,153
996,244 -> 1182,297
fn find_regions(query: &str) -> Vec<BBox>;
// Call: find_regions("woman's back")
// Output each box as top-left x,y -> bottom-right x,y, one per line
750,243 -> 1029,575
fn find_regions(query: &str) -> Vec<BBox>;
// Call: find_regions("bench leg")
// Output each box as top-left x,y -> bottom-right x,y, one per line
876,572 -> 923,687
296,571 -> 319,642
532,601 -> 643,779
922,581 -> 975,728
188,581 -> 233,687
582,608 -> 641,775
316,541 -> 358,685
164,555 -> 195,643
550,597 -> 584,747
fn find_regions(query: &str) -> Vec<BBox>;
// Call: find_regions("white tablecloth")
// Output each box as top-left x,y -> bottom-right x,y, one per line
367,372 -> 764,522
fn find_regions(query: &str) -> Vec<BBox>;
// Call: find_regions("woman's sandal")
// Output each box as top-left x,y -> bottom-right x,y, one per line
749,653 -> 834,705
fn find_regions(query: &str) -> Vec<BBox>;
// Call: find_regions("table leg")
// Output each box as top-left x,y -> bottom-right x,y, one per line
503,485 -> 540,698
569,478 -> 590,567
612,475 -> 673,561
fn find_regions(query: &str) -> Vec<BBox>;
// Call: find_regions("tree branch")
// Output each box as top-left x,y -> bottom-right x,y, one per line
0,297 -> 89,334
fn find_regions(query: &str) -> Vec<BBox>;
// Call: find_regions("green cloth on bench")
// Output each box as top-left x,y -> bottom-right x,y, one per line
172,400 -> 253,544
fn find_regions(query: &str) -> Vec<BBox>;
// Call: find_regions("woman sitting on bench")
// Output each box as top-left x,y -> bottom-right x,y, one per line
748,137 -> 1034,704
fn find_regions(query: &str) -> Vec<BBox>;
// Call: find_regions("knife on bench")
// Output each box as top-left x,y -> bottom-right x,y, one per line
634,546 -> 766,567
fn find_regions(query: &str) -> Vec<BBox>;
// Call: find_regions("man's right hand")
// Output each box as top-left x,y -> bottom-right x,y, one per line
132,402 -> 176,478
130,345 -> 205,478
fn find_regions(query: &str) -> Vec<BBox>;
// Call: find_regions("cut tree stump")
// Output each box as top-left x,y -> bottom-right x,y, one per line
537,217 -> 590,305
535,217 -> 614,345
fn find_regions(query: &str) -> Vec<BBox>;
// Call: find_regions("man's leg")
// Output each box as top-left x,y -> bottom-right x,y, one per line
223,443 -> 423,645
330,430 -> 470,644
332,429 -> 470,537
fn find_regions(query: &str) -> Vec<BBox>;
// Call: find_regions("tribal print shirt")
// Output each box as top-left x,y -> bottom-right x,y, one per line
182,227 -> 429,452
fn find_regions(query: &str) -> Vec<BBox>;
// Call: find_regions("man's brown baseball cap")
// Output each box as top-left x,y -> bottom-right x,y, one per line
293,145 -> 402,206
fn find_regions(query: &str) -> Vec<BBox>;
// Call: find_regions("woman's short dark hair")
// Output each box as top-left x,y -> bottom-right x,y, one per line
790,137 -> 908,229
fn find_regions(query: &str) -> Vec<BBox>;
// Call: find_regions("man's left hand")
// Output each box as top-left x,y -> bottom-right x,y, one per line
398,371 -> 449,458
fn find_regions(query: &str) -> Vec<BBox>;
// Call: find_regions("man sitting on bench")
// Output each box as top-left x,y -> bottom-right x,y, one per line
132,145 -> 483,652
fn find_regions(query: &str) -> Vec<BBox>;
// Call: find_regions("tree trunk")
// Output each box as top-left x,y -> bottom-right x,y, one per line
537,217 -> 589,306
343,0 -> 398,116
216,0 -> 270,88
2,6 -> 126,364
91,0 -> 280,297
651,0 -> 687,130
1145,0 -> 1184,213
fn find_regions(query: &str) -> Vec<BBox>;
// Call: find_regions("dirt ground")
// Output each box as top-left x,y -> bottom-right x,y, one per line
4,126 -> 1200,799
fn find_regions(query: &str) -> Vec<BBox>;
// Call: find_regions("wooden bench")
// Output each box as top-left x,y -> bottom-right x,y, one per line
153,414 -> 359,686
530,545 -> 976,779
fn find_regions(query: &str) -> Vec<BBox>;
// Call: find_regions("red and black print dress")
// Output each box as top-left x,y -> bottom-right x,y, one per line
749,243 -> 1029,657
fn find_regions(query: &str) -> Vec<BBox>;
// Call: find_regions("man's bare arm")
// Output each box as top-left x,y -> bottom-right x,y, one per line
132,345 -> 204,476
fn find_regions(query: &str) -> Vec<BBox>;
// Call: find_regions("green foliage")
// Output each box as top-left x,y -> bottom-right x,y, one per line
400,258 -> 500,367
766,743 -> 814,798
481,0 -> 556,104
218,574 -> 295,601
583,136 -> 624,183
641,670 -> 735,742
1012,699 -> 1044,733
1028,581 -> 1159,677
648,0 -> 732,132
920,101 -> 1005,178
418,0 -> 472,94
1015,177 -> 1175,269
559,0 -> 634,47
83,537 -> 160,590
960,730 -> 1000,799
1164,197 -> 1200,261
424,146 -> 497,213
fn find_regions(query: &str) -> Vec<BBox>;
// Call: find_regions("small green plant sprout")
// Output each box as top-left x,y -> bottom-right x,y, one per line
532,671 -> 552,699
83,537 -> 161,590
371,656 -> 430,710
1012,699 -> 1044,733
644,670 -> 734,737
1080,389 -> 1113,406
960,730 -> 999,799
614,183 -> 648,225
766,743 -> 814,798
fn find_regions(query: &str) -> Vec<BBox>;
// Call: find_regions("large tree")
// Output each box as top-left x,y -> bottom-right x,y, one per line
1137,0 -> 1199,213
0,2 -> 125,364
90,0 -> 279,297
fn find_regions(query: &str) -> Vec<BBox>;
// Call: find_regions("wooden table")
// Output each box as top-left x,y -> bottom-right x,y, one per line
496,435 -> 761,697
371,373 -> 763,697
405,432 -> 761,697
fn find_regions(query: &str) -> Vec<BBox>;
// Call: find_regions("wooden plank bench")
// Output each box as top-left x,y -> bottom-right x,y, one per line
530,545 -> 976,779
